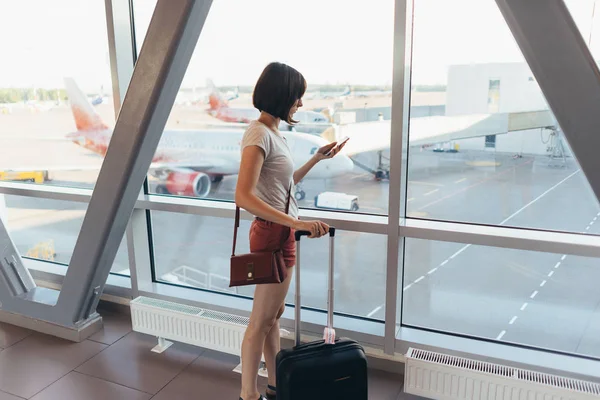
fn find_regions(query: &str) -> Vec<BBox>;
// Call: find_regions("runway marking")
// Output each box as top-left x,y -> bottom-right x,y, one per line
530,290 -> 538,299
548,271 -> 554,277
427,267 -> 437,275
440,260 -> 449,267
561,255 -> 567,261
497,330 -> 506,340
586,226 -> 590,231
598,212 -> 600,217
404,169 -> 581,297
403,283 -> 413,291
540,280 -> 547,287
407,198 -> 415,202
554,262 -> 561,269
367,305 -> 383,318
410,181 -> 445,187
590,221 -> 595,226
499,169 -> 581,225
520,303 -> 528,311
509,316 -> 518,325
454,178 -> 467,183
450,245 -> 470,259
594,217 -> 598,222
418,158 -> 535,211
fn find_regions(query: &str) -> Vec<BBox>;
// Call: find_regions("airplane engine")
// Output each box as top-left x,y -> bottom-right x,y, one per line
165,171 -> 211,198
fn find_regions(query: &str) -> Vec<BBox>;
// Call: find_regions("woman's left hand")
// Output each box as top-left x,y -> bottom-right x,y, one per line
313,141 -> 347,161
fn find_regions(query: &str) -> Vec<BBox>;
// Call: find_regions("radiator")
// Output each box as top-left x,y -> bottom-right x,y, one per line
130,296 -> 249,355
404,348 -> 600,400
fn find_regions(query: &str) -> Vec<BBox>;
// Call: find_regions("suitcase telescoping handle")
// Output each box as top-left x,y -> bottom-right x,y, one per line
294,227 -> 336,346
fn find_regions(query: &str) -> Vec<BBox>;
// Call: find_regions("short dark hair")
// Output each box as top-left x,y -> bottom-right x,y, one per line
252,62 -> 307,124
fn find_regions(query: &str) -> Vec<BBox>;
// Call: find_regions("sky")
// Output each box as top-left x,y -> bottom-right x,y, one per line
0,0 -> 598,91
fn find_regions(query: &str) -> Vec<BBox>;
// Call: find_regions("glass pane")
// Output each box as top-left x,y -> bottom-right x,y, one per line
401,236 -> 600,358
407,0 -> 600,232
151,211 -> 386,319
0,1 -> 114,190
133,0 -> 394,215
2,195 -> 129,275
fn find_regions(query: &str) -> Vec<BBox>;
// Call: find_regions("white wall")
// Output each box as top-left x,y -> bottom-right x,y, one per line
447,62 -> 549,115
446,63 -> 555,155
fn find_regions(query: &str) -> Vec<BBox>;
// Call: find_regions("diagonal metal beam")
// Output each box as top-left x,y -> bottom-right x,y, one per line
57,0 -> 213,325
495,0 -> 600,204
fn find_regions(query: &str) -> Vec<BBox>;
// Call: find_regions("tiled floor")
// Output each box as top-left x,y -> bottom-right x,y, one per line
0,306 -> 418,399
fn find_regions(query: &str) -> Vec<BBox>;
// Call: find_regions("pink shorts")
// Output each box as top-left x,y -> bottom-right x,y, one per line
249,218 -> 296,268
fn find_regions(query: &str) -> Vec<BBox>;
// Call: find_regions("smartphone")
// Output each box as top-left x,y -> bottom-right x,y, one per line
325,136 -> 350,156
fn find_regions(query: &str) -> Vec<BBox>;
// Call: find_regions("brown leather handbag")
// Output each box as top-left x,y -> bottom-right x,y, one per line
229,188 -> 292,287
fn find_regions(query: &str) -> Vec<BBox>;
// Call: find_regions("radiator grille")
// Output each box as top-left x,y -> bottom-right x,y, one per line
405,348 -> 600,399
130,296 -> 248,357
132,296 -> 202,315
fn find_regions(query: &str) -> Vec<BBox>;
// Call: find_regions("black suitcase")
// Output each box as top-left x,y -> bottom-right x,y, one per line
275,228 -> 368,400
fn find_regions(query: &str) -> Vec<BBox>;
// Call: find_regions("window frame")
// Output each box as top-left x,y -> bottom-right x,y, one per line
1,0 -> 600,379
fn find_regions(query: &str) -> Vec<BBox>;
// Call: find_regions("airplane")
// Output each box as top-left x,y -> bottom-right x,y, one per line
63,78 -> 354,201
205,79 -> 331,133
320,109 -> 556,180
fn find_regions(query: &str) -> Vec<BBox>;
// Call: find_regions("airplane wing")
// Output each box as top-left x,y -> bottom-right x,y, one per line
323,110 -> 555,156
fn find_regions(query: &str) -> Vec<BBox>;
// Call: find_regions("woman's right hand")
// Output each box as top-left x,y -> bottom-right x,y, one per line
294,220 -> 330,238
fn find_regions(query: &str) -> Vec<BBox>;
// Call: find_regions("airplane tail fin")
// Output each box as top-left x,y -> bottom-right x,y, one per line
64,77 -> 109,131
206,78 -> 228,111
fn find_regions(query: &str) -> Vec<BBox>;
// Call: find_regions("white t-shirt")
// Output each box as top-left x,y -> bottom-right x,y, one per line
240,121 -> 298,219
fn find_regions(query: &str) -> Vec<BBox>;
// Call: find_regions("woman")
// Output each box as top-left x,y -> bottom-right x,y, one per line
235,62 -> 347,400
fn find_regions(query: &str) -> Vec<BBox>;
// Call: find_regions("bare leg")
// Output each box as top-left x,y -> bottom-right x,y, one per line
240,270 -> 293,400
263,303 -> 285,391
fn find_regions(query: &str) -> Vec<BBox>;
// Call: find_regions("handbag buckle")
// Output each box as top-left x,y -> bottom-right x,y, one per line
247,263 -> 254,280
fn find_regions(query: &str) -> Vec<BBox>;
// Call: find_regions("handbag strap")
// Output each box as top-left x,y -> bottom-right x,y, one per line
232,182 -> 292,257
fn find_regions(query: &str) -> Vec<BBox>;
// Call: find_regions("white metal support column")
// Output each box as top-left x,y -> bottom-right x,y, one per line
105,0 -> 136,113
384,0 -> 413,355
105,0 -> 153,298
496,0 -> 600,203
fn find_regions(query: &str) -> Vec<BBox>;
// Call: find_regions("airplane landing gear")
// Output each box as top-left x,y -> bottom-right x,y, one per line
351,150 -> 390,181
375,169 -> 390,181
155,184 -> 169,194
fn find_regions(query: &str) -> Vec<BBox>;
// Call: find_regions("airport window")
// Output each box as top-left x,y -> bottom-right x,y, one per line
0,0 -> 114,191
150,211 -> 387,319
487,79 -> 501,113
0,1 -> 129,274
133,0 -> 394,215
407,0 -> 600,234
401,238 -> 600,359
2,195 -> 129,274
